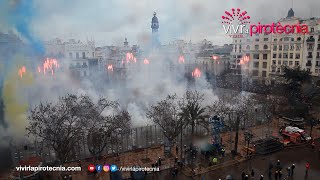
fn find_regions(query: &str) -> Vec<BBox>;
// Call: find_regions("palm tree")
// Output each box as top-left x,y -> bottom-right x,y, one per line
179,92 -> 208,172
180,102 -> 208,139
179,91 -> 209,145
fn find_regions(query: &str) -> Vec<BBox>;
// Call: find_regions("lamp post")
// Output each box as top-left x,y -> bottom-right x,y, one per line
244,131 -> 253,159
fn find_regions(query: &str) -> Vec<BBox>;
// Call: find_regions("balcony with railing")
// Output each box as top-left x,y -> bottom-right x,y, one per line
306,62 -> 312,67
306,37 -> 315,43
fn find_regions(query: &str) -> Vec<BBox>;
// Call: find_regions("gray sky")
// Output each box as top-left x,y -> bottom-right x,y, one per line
29,0 -> 320,46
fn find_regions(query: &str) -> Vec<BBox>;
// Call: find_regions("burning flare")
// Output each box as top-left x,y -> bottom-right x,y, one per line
178,55 -> 185,64
38,58 -> 59,76
18,66 -> 26,78
126,52 -> 136,63
107,64 -> 113,71
192,68 -> 201,78
143,58 -> 150,65
239,55 -> 250,65
212,55 -> 218,60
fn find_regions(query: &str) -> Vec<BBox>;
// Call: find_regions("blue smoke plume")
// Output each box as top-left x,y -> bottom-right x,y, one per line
1,0 -> 44,55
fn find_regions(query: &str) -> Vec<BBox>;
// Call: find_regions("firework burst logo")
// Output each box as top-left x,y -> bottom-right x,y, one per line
221,8 -> 251,38
222,8 -> 251,25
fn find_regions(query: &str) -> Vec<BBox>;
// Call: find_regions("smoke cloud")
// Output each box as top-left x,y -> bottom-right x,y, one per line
0,0 -> 44,54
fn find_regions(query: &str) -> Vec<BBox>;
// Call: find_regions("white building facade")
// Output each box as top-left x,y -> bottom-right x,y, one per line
231,8 -> 320,84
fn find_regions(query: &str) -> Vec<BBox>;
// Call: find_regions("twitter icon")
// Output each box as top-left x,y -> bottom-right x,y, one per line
110,164 -> 118,172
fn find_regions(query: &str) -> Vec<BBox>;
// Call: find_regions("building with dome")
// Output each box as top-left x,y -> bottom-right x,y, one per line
151,12 -> 160,48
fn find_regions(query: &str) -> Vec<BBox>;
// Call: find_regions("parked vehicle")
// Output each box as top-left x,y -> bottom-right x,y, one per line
280,126 -> 312,144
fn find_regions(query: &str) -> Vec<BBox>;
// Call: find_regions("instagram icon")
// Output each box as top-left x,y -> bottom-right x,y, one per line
103,165 -> 110,172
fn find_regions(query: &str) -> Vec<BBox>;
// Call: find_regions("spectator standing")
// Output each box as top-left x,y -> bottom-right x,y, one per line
242,172 -> 245,180
251,169 -> 255,178
244,174 -> 249,180
291,164 -> 295,176
158,157 -> 162,166
275,171 -> 278,180
221,148 -> 225,157
305,162 -> 310,176
279,170 -> 282,179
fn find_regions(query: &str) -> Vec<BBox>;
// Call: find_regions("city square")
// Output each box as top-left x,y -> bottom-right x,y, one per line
1,0 -> 320,180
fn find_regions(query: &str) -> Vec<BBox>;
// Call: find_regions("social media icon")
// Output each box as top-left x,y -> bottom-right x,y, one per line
88,164 -> 95,172
103,165 -> 110,172
110,164 -> 118,172
96,164 -> 102,172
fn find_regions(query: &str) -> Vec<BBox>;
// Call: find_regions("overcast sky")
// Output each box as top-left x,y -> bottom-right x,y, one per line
17,0 -> 320,46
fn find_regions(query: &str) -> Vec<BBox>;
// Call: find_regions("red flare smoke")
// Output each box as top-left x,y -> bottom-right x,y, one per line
126,52 -> 136,63
179,55 -> 185,63
107,64 -> 113,71
39,58 -> 59,76
192,68 -> 201,78
143,58 -> 150,65
18,66 -> 26,78
212,55 -> 218,60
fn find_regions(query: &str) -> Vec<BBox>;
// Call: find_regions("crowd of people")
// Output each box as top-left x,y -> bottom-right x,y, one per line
239,159 -> 311,180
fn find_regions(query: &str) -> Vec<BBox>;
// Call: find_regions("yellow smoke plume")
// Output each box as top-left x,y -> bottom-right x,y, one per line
2,54 -> 33,137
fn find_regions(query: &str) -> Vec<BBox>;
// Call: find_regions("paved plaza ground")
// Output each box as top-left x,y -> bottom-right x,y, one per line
147,146 -> 320,180
2,119 -> 320,180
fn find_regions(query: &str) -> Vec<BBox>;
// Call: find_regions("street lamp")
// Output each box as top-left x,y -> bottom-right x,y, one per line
244,131 -> 253,159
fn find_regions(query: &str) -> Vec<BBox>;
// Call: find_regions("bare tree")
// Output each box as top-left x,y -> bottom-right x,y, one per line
146,94 -> 184,151
27,94 -> 84,163
27,94 -> 130,163
86,108 -> 130,157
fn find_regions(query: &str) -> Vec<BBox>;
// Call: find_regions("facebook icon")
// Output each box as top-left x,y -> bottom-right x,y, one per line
95,164 -> 102,172
110,165 -> 118,172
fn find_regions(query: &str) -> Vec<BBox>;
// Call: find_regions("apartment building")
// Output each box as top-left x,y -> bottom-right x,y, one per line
231,8 -> 320,84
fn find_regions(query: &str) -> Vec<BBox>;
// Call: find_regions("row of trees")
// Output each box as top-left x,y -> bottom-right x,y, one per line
146,91 -> 208,152
27,94 -> 130,163
26,89 -> 285,163
147,90 -> 282,154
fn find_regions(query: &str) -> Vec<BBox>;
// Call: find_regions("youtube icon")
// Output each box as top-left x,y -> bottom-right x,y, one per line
88,164 -> 95,172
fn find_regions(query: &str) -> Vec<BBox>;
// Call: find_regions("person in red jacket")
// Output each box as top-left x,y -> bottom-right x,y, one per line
305,162 -> 310,176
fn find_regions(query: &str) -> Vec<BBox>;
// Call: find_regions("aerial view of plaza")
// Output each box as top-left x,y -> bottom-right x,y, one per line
1,0 -> 320,179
